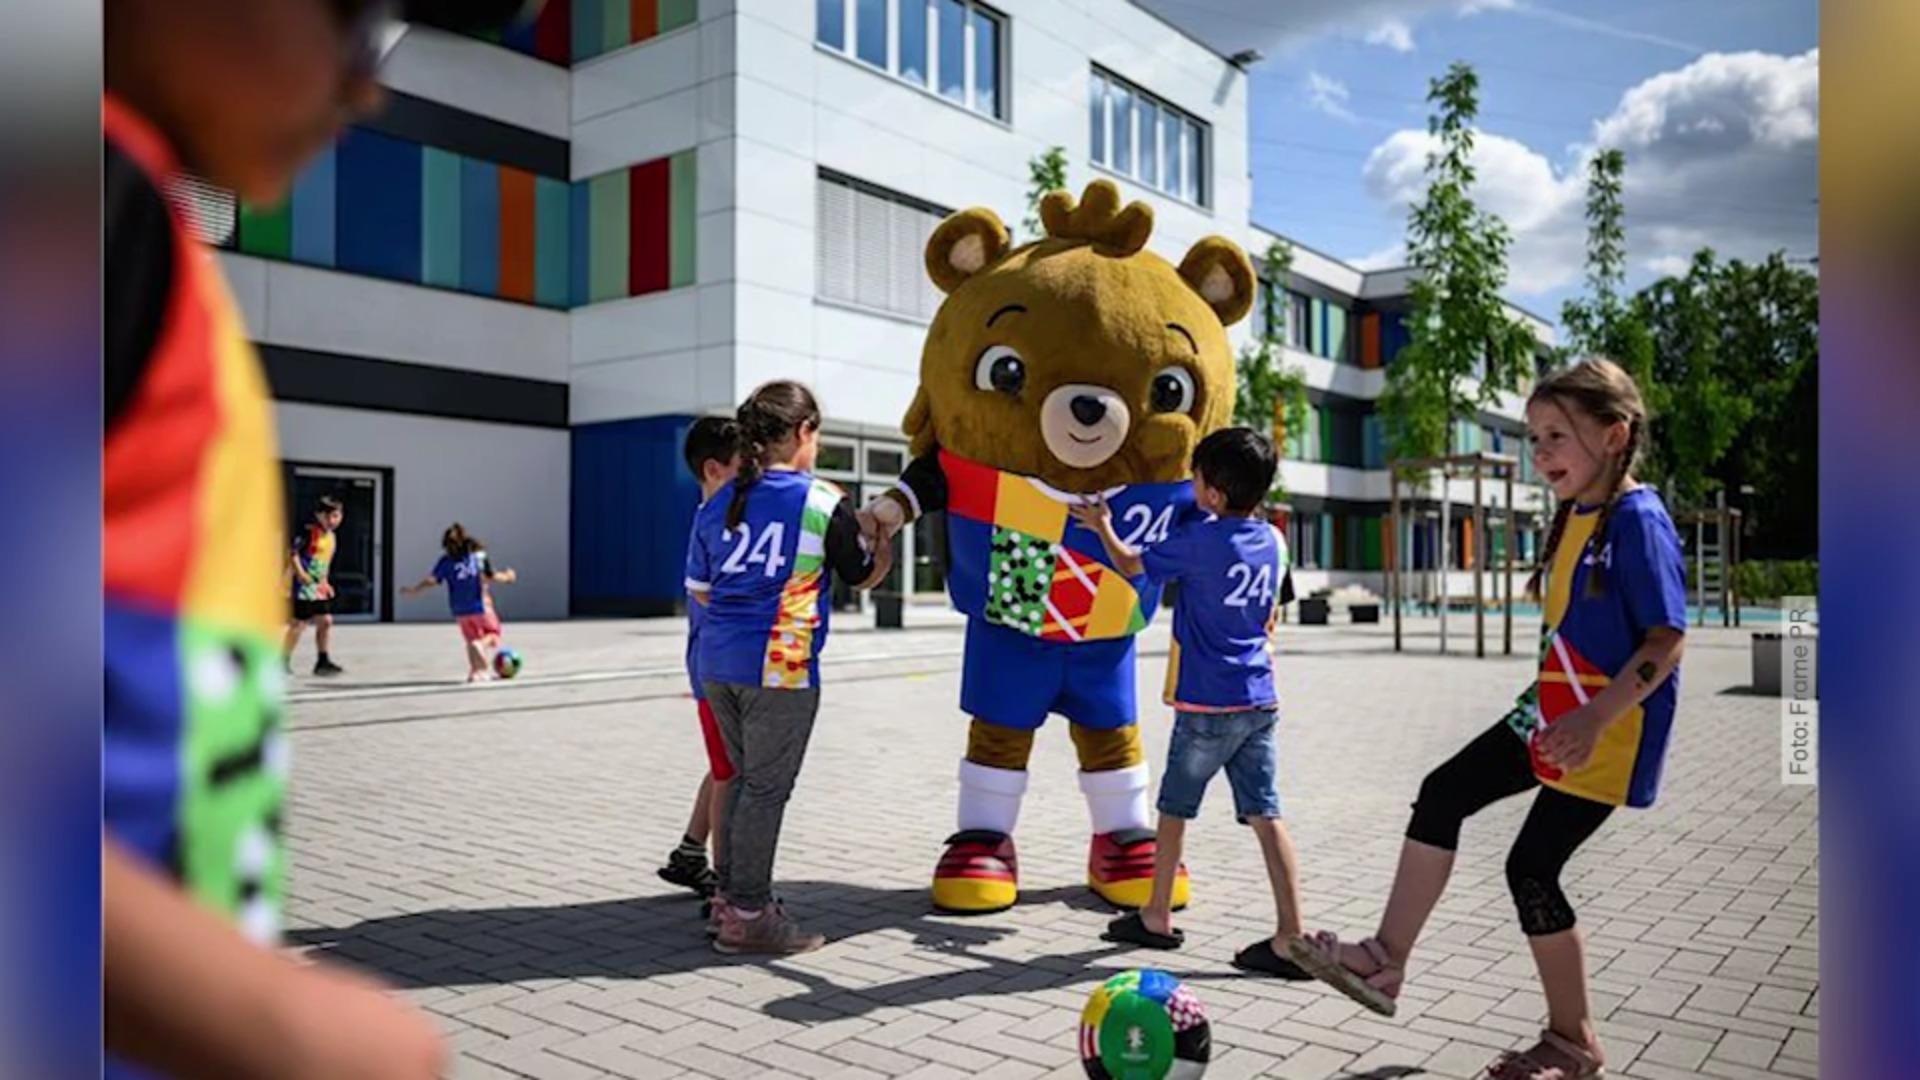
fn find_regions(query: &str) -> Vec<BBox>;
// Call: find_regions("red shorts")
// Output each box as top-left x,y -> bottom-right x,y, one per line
697,699 -> 736,781
456,611 -> 502,642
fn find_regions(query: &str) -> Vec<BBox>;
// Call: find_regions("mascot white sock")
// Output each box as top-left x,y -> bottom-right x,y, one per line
958,760 -> 1029,835
1079,764 -> 1152,835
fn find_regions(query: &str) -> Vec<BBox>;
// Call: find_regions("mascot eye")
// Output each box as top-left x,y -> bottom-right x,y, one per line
1150,366 -> 1197,414
974,345 -> 1027,396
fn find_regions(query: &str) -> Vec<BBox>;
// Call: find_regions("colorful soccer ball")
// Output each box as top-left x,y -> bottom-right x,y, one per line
493,647 -> 522,679
1080,969 -> 1210,1079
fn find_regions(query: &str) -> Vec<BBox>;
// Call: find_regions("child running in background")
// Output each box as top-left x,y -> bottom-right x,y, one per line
1073,428 -> 1311,978
658,416 -> 742,899
685,381 -> 891,955
401,524 -> 517,682
1289,358 -> 1687,1080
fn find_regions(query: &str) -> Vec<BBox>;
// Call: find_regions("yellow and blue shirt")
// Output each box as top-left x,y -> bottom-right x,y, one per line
102,95 -> 291,1075
1521,488 -> 1688,807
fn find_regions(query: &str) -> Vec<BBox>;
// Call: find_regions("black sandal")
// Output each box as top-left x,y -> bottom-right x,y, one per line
1102,912 -> 1184,950
1232,939 -> 1312,979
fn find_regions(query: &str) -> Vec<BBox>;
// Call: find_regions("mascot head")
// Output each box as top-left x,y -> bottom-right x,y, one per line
903,179 -> 1253,492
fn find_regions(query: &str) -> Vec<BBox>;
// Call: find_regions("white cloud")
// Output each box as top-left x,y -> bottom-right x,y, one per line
1351,242 -> 1408,271
1355,49 -> 1819,297
1306,71 -> 1359,121
1364,20 -> 1416,52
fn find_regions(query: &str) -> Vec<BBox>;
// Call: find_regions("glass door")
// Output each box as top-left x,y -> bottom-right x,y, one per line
285,464 -> 387,622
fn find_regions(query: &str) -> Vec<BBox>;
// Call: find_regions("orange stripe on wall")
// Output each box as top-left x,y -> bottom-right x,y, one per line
499,167 -> 536,302
632,0 -> 657,39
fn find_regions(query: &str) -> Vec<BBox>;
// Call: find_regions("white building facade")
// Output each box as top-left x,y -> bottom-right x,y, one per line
205,0 -> 1546,620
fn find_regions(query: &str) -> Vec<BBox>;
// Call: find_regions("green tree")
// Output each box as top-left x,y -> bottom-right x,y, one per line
1021,146 -> 1069,240
1632,250 -> 1753,508
1560,149 -> 1656,386
1233,240 -> 1309,498
1631,250 -> 1817,556
1378,62 -> 1537,474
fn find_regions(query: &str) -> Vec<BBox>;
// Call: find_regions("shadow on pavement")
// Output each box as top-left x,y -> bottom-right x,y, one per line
288,879 -> 1367,1028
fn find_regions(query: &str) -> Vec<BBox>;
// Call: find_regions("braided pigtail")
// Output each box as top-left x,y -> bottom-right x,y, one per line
725,380 -> 822,532
1528,500 -> 1574,600
1582,418 -> 1644,599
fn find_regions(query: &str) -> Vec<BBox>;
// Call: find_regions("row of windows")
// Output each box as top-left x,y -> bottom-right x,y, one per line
817,0 -> 1006,120
225,128 -> 695,308
1276,400 -> 1530,474
1089,68 -> 1209,207
1287,512 -> 1543,573
469,0 -> 699,65
815,172 -> 949,320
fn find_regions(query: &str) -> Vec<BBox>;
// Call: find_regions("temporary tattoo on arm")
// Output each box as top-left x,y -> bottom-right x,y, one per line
1635,660 -> 1658,687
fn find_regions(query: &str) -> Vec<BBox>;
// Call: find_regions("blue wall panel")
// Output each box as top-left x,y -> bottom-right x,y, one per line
335,129 -> 422,282
571,415 -> 700,614
289,145 -> 336,266
459,157 -> 501,296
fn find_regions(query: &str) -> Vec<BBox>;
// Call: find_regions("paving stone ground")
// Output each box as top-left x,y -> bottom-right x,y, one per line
284,607 -> 1817,1079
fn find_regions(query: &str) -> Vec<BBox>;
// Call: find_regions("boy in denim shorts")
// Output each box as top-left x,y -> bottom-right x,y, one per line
1072,428 -> 1311,975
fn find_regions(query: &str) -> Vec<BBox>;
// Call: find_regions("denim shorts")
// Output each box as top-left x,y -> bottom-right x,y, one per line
1156,708 -> 1282,822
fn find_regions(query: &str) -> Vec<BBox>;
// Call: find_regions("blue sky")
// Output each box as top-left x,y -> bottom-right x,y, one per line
1137,0 -> 1820,322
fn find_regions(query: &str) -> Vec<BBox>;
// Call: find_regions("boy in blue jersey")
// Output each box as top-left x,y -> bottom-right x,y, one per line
658,417 -> 740,899
685,382 -> 890,954
1073,428 -> 1311,976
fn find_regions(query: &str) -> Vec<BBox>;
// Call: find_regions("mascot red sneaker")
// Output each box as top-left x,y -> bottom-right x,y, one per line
861,180 -> 1253,913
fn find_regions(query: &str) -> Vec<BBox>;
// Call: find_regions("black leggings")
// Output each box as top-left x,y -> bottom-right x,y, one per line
1407,719 -> 1614,936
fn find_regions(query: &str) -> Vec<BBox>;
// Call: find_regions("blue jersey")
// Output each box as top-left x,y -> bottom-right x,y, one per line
1144,516 -> 1291,712
431,551 -> 490,616
685,471 -> 870,690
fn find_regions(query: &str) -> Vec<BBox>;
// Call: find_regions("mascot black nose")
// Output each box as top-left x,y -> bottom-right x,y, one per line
1070,396 -> 1108,426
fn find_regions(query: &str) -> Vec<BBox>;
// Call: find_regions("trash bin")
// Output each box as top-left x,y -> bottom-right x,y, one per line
1300,597 -> 1329,625
1350,603 -> 1380,624
875,591 -> 904,630
1751,632 -> 1781,695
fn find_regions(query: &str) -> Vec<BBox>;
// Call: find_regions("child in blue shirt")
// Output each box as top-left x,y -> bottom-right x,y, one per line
1074,428 -> 1312,976
684,381 -> 890,954
400,524 -> 516,682
658,417 -> 741,900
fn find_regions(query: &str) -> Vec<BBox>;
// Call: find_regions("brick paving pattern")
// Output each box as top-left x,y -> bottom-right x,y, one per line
285,612 -> 1817,1079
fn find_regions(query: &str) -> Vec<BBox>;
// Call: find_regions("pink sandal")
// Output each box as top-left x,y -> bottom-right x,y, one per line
1480,1030 -> 1606,1080
1285,931 -> 1403,1017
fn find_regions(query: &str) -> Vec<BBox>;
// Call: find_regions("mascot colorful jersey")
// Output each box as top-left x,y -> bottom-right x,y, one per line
864,180 -> 1254,912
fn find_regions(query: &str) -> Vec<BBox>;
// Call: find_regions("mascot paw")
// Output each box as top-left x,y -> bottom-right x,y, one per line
1087,828 -> 1189,911
933,829 -> 1020,914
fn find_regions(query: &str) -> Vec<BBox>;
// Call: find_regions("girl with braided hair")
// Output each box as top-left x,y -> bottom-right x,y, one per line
685,381 -> 892,954
1288,358 -> 1687,1080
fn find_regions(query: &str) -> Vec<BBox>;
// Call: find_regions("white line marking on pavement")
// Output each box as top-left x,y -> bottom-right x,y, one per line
285,644 -> 971,705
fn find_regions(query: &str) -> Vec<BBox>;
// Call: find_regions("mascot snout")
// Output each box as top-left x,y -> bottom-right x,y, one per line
1041,383 -> 1131,468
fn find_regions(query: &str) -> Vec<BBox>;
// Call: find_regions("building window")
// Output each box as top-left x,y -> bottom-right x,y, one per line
1089,67 -> 1208,206
816,170 -> 949,320
1287,291 -> 1312,351
819,0 -> 1006,121
1290,511 -> 1322,570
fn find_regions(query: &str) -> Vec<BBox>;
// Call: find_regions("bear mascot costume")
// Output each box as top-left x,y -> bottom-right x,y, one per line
859,179 -> 1254,912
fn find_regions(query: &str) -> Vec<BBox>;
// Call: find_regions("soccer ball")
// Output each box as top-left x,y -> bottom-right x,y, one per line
1080,970 -> 1209,1079
493,647 -> 522,679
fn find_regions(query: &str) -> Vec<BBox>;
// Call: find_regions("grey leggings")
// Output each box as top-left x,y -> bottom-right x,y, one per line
703,682 -> 821,910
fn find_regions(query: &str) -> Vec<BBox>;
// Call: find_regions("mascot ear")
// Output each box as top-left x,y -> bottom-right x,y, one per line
925,208 -> 1011,294
1177,236 -> 1256,327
